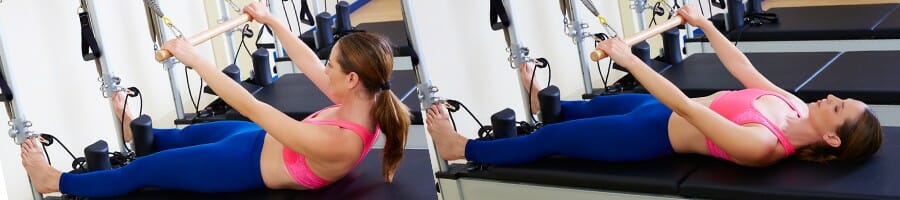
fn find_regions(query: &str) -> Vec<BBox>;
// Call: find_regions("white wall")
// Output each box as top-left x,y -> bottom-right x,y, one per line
0,0 -> 214,199
406,0 -> 624,158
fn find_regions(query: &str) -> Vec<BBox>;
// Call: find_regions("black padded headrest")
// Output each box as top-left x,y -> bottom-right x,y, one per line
681,127 -> 900,200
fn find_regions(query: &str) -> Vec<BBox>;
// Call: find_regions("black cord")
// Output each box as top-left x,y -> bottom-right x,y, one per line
445,100 -> 484,128
281,0 -> 293,32
448,110 -> 458,131
289,0 -> 302,29
526,58 -> 550,120
734,26 -> 745,46
121,96 -> 133,153
234,24 -> 254,65
698,0 -> 706,17
528,65 -> 538,116
592,36 -> 614,93
119,87 -> 142,153
38,134 -> 83,169
184,67 -> 201,114
197,81 -> 204,114
41,144 -> 51,165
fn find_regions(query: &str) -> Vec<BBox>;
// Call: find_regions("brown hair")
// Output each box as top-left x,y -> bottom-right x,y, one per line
335,32 -> 411,182
795,109 -> 883,163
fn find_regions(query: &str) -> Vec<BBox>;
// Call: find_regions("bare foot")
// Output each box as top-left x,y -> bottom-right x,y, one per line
518,63 -> 542,114
112,91 -> 135,142
426,103 -> 468,160
21,137 -> 61,194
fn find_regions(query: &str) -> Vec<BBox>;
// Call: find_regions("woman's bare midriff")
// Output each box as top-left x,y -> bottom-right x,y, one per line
258,134 -> 306,190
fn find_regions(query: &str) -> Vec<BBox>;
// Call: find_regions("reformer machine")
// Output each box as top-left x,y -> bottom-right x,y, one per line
57,1 -> 439,199
433,4 -> 900,198
0,21 -> 44,200
170,0 -> 423,126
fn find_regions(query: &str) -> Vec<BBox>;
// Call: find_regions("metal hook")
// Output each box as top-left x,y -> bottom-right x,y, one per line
225,0 -> 242,13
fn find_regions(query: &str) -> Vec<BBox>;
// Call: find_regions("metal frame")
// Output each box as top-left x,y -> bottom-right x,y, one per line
562,0 -> 601,97
630,0 -> 648,31
143,0 -> 188,121
400,0 -> 445,172
0,21 -> 44,200
268,0 -> 285,59
438,178 -> 685,200
499,0 -> 538,123
82,0 -> 128,153
217,0 -> 239,64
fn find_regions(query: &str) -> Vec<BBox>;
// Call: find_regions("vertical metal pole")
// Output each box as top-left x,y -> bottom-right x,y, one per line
565,0 -> 596,97
144,2 -> 186,120
269,0 -> 284,58
311,0 -> 322,49
684,0 -> 695,39
633,0 -> 647,31
501,0 -> 536,123
400,0 -> 447,173
82,0 -> 127,153
217,0 -> 237,64
0,23 -> 43,200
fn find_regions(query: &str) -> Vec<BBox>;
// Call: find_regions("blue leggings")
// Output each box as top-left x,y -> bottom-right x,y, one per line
465,94 -> 675,165
59,121 -> 268,198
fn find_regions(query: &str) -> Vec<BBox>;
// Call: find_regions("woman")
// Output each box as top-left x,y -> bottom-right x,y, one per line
21,2 -> 409,197
426,5 -> 882,167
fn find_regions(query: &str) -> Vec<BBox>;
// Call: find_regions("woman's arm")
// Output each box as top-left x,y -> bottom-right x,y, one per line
599,37 -> 777,166
162,38 -> 358,163
244,3 -> 337,103
680,8 -> 805,107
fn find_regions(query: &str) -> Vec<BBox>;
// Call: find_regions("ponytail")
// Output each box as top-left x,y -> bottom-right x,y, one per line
373,89 -> 410,182
334,32 -> 411,182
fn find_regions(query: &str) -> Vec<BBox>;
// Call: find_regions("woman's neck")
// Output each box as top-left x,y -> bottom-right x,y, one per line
334,92 -> 377,121
784,117 -> 823,148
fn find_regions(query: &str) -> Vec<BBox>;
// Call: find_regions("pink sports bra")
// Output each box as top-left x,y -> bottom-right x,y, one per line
282,105 -> 379,189
707,88 -> 802,161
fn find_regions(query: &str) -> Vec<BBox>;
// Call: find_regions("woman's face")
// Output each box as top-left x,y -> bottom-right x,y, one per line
325,45 -> 351,100
809,94 -> 867,134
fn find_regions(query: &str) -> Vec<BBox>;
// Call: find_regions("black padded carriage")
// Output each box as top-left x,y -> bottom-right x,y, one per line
438,127 -> 900,199
75,149 -> 436,200
223,70 -> 423,124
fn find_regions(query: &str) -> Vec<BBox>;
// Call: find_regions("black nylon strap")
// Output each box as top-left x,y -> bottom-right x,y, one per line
299,0 -> 314,26
710,0 -> 726,9
489,0 -> 510,31
255,24 -> 274,49
0,69 -> 13,102
80,11 -> 102,61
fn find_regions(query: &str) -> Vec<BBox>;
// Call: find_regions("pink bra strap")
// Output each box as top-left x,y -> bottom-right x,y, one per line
304,120 -> 375,137
754,90 -> 799,155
